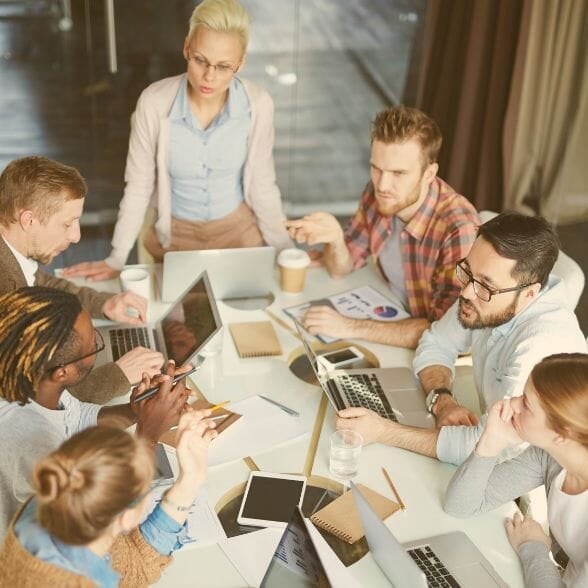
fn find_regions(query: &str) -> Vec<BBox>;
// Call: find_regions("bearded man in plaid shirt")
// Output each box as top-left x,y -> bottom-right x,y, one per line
286,106 -> 479,349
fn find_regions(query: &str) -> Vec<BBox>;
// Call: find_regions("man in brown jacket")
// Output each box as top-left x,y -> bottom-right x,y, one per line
0,156 -> 164,403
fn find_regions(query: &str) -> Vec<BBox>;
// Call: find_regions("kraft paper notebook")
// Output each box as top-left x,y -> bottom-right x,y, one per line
310,483 -> 400,544
159,398 -> 242,447
229,321 -> 282,358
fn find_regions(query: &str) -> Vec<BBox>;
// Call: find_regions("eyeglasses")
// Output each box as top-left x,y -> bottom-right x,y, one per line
51,329 -> 105,370
455,259 -> 535,303
188,54 -> 238,77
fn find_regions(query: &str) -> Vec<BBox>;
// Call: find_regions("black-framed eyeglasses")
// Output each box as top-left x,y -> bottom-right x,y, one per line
189,54 -> 238,76
455,259 -> 536,303
51,329 -> 105,370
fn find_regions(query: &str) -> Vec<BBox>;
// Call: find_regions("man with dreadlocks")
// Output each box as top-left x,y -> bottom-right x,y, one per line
0,286 -> 193,537
0,156 -> 165,403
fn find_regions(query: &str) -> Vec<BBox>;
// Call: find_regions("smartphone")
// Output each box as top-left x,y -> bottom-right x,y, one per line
317,346 -> 364,370
132,365 -> 199,404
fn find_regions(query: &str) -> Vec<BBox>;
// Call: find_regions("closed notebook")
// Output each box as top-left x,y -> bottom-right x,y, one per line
159,398 -> 242,447
310,483 -> 400,544
229,321 -> 282,358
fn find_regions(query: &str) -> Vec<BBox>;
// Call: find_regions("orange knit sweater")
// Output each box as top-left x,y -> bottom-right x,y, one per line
0,505 -> 172,587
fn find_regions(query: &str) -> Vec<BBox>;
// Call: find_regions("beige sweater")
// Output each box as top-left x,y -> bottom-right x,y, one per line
105,74 -> 293,269
0,505 -> 172,587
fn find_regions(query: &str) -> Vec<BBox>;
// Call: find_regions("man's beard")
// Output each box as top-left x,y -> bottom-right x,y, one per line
30,238 -> 54,265
457,293 -> 520,330
375,176 -> 422,217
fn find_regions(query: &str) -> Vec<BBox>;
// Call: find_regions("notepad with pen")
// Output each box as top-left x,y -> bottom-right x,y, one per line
229,321 -> 282,358
310,483 -> 400,544
158,398 -> 242,447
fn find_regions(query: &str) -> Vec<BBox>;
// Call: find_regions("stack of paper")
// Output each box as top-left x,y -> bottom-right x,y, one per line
208,396 -> 308,467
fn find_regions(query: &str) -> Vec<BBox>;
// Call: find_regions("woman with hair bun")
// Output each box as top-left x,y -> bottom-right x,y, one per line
64,0 -> 292,282
0,409 -> 217,586
444,353 -> 588,587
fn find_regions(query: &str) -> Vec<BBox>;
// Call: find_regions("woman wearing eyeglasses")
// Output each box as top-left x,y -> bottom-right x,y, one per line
444,353 -> 588,587
0,410 -> 217,586
64,0 -> 292,282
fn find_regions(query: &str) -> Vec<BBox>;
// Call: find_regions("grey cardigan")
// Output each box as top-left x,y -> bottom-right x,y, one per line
444,447 -> 570,587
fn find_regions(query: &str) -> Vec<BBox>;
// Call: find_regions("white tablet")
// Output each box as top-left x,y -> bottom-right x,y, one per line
237,471 -> 307,528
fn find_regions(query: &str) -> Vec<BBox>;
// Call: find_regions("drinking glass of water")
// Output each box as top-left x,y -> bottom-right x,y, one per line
329,430 -> 363,484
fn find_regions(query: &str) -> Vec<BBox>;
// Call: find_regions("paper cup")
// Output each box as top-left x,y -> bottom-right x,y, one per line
119,268 -> 151,301
277,248 -> 311,294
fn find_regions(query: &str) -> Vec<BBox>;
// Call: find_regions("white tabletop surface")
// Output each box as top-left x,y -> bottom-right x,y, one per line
82,261 -> 524,587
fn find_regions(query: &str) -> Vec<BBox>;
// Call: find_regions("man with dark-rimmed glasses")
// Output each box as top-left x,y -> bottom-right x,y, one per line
0,286 -> 192,536
334,212 -> 586,465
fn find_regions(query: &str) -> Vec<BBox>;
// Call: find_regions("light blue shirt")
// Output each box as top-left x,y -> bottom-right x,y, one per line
413,275 -> 587,466
15,498 -> 188,587
168,75 -> 250,221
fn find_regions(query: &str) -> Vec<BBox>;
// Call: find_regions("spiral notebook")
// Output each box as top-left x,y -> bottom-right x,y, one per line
310,483 -> 400,544
229,321 -> 282,358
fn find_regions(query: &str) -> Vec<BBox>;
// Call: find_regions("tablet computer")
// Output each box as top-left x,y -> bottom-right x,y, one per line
237,471 -> 307,528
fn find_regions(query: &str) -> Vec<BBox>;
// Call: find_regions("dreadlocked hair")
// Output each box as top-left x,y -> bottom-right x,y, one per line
0,286 -> 82,405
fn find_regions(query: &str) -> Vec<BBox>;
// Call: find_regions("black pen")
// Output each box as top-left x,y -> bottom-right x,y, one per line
132,365 -> 199,404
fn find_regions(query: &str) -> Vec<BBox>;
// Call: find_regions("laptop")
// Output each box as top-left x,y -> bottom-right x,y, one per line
350,481 -> 507,587
161,246 -> 276,302
260,506 -> 360,587
295,322 -> 434,428
95,270 -> 222,369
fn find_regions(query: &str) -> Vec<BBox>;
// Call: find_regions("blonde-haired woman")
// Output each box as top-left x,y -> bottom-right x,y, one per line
65,0 -> 292,282
444,353 -> 588,587
0,410 -> 217,586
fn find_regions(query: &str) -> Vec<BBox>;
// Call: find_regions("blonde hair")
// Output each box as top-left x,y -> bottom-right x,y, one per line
33,427 -> 155,545
371,106 -> 442,167
0,156 -> 86,226
187,0 -> 249,52
531,353 -> 588,449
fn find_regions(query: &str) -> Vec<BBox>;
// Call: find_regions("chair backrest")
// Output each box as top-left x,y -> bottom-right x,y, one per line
478,210 -> 585,310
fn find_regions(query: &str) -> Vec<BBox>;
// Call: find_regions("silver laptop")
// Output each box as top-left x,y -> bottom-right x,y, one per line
162,246 -> 276,302
350,481 -> 507,587
295,323 -> 434,428
96,270 -> 222,370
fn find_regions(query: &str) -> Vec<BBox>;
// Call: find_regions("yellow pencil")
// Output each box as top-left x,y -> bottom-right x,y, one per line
382,467 -> 406,511
210,400 -> 230,413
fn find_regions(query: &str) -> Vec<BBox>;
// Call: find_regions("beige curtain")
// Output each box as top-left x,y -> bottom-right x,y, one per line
505,0 -> 588,223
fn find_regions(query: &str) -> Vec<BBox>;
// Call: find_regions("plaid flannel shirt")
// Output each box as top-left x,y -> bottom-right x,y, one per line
344,177 -> 480,321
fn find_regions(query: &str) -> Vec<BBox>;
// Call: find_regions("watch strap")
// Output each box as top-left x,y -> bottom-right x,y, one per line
425,387 -> 452,413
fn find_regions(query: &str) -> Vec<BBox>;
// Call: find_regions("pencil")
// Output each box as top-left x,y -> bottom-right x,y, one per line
265,309 -> 301,341
382,467 -> 406,511
210,400 -> 230,412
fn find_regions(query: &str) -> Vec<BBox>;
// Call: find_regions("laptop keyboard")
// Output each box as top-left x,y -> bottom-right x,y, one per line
335,373 -> 398,421
109,328 -> 159,361
407,545 -> 461,587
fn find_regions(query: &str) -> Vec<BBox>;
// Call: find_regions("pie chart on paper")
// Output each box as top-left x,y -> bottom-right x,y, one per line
372,305 -> 398,319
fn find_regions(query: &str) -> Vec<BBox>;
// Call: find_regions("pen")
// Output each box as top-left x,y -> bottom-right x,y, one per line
132,365 -> 199,404
259,395 -> 299,417
382,467 -> 406,511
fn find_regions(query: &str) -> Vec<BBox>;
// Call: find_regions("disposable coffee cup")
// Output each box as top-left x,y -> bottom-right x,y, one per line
277,248 -> 311,294
120,268 -> 151,302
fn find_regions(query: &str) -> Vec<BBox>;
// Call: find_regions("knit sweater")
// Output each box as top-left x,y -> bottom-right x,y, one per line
0,504 -> 172,587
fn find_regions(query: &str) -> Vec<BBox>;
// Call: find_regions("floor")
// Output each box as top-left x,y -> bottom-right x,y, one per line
1,0 -> 586,334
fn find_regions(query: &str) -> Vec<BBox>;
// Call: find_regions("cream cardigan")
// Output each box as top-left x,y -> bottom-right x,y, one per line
106,75 -> 292,269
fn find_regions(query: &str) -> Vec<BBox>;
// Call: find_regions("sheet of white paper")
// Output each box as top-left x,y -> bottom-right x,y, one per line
219,527 -> 283,587
208,396 -> 308,467
303,518 -> 362,588
284,285 -> 409,343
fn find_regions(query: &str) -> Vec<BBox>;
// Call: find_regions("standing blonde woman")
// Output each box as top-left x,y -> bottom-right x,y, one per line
65,0 -> 292,282
444,353 -> 588,587
0,410 -> 217,586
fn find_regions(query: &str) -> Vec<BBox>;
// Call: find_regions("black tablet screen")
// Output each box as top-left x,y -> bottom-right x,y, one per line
242,476 -> 305,523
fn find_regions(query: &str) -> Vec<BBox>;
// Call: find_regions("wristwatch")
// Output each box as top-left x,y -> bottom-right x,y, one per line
425,387 -> 453,414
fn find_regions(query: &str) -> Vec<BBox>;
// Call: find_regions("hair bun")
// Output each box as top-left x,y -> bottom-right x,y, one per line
34,457 -> 85,502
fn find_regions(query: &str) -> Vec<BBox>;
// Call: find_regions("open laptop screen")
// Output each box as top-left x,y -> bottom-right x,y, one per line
160,271 -> 222,366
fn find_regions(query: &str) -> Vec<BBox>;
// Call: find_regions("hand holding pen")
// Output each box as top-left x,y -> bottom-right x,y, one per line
133,360 -> 192,443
